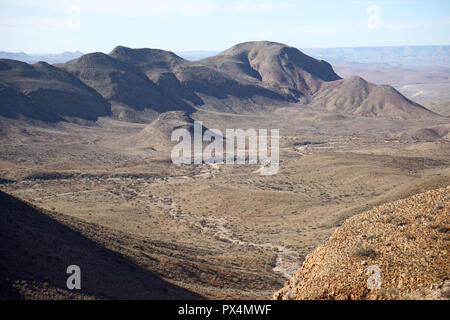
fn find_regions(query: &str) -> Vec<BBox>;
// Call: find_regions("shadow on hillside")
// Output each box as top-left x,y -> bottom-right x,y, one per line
0,190 -> 203,300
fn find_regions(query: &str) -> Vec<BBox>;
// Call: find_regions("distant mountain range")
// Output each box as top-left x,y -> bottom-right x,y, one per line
0,41 -> 438,123
2,45 -> 449,66
0,51 -> 84,64
301,45 -> 450,67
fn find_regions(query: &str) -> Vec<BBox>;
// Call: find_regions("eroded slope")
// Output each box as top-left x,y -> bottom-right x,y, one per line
274,186 -> 450,300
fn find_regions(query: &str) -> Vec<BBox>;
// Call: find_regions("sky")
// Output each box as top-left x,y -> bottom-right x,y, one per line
0,0 -> 449,53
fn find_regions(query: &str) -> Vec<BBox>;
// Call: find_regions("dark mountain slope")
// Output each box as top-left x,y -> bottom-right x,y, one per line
57,52 -> 195,113
0,59 -> 110,122
0,190 -> 202,299
110,46 -> 204,107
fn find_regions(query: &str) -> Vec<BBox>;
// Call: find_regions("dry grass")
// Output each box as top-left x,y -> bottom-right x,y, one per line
0,108 -> 449,299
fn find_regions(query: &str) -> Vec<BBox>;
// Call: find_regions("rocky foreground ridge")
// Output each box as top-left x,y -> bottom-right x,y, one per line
274,186 -> 450,300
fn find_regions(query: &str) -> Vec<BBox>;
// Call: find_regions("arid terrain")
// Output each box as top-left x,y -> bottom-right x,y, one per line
0,41 -> 449,300
274,186 -> 450,300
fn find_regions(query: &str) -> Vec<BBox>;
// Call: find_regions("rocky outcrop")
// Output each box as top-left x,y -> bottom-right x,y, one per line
274,186 -> 450,300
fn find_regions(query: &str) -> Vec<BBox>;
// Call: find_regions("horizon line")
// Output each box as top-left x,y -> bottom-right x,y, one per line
2,43 -> 450,56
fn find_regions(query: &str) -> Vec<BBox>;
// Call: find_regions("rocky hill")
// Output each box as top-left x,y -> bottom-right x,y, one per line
309,76 -> 436,119
274,186 -> 450,300
201,41 -> 341,99
109,45 -> 286,112
57,52 -> 180,113
0,59 -> 110,122
134,111 -> 198,150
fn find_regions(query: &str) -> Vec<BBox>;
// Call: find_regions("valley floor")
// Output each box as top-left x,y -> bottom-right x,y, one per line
0,108 -> 449,299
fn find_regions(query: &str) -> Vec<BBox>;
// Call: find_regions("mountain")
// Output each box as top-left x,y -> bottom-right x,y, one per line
201,41 -> 341,99
274,186 -> 450,300
200,42 -> 435,118
109,45 -> 285,112
0,59 -> 110,122
308,76 -> 436,119
109,46 -> 204,108
0,41 -> 440,122
56,52 -> 194,114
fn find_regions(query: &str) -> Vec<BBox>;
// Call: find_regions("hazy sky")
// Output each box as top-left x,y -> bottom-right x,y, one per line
0,0 -> 449,53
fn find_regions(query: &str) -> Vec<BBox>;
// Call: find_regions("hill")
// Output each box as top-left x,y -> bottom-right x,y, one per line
309,76 -> 437,119
0,59 -> 110,122
202,41 -> 341,99
109,45 -> 285,112
274,186 -> 450,300
108,46 -> 204,108
134,111 -> 211,151
57,52 -> 193,115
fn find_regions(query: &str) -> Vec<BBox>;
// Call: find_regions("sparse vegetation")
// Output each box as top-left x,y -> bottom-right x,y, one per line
377,288 -> 387,298
354,244 -> 377,258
